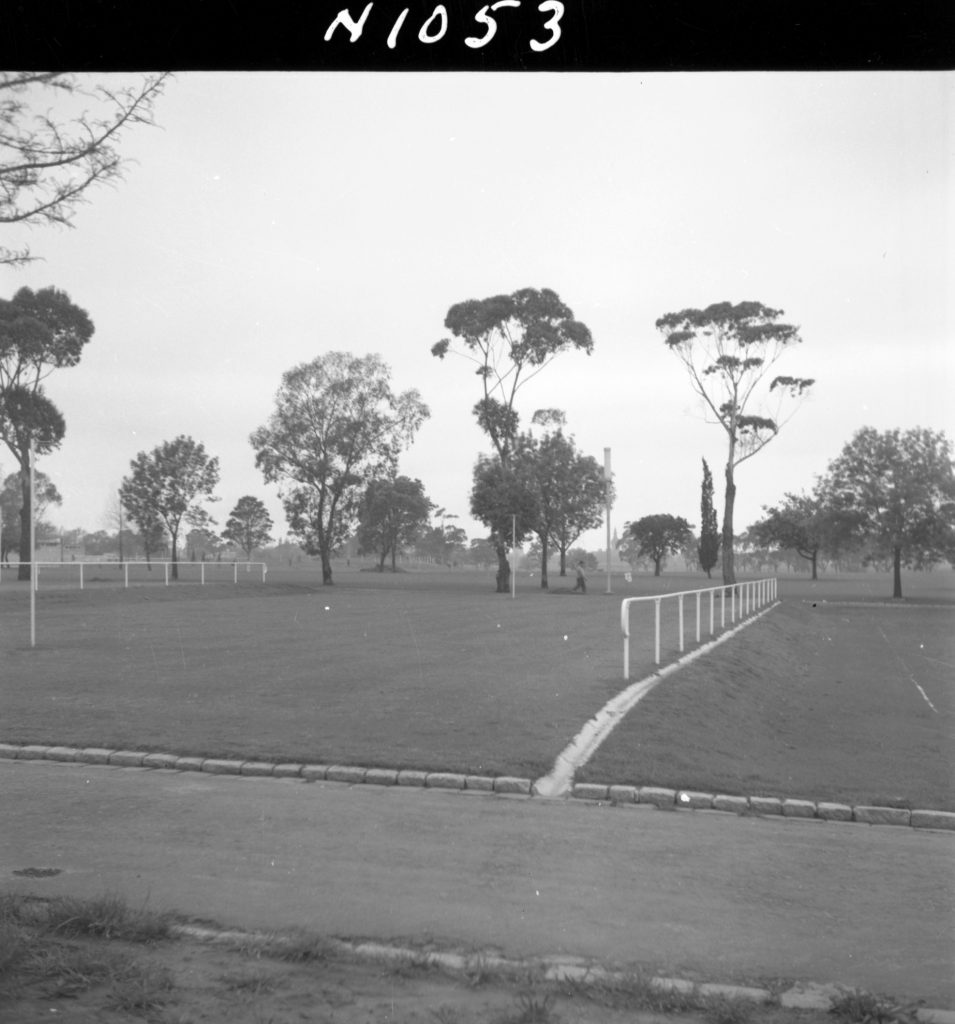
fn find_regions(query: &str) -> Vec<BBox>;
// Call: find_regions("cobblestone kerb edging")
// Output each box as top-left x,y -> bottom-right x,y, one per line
172,924 -> 955,1021
569,782 -> 955,832
0,743 -> 531,796
2,742 -> 953,831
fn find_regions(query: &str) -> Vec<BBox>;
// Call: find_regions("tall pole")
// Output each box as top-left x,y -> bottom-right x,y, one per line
604,447 -> 612,594
30,442 -> 36,647
511,513 -> 516,600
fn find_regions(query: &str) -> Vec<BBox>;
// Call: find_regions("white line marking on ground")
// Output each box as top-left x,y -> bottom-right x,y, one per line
532,601 -> 781,798
877,626 -> 939,714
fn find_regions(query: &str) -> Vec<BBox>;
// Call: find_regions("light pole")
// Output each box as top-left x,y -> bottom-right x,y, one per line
604,447 -> 612,594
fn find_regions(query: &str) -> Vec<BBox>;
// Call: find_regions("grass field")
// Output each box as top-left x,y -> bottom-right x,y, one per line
1,563 -> 952,808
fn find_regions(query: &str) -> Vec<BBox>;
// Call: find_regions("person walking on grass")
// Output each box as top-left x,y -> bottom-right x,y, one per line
573,560 -> 587,594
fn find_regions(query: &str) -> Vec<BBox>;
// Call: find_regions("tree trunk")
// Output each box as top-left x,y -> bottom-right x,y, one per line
811,550 -> 818,581
494,541 -> 510,593
893,545 -> 903,599
321,548 -> 334,584
721,463 -> 737,585
653,557 -> 662,577
558,544 -> 567,576
539,534 -> 549,589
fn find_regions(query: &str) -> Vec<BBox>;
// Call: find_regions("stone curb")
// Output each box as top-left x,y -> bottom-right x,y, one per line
2,743 -> 953,832
0,744 -> 532,802
170,923 -> 955,1020
567,781 -> 955,832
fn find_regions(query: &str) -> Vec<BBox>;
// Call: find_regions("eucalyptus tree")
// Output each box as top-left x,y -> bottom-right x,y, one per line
823,426 -> 955,598
432,287 -> 593,592
120,435 -> 220,580
250,352 -> 429,584
0,285 -> 95,577
0,72 -> 169,266
655,301 -> 814,584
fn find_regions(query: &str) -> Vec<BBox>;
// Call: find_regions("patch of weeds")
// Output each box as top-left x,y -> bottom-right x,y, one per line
228,927 -> 332,964
830,989 -> 922,1024
383,950 -> 437,978
219,965 -> 284,995
431,1006 -> 465,1024
703,993 -> 758,1024
105,960 -> 175,1016
503,967 -> 558,1024
32,943 -> 118,998
464,951 -> 495,988
44,893 -> 174,942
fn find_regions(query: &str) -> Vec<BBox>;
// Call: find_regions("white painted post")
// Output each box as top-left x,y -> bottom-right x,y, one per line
622,601 -> 630,680
29,445 -> 36,646
678,594 -> 685,653
233,563 -> 238,584
721,586 -> 726,627
164,562 -> 169,586
79,563 -> 84,591
125,562 -> 129,588
654,598 -> 661,664
731,585 -> 736,622
695,591 -> 701,643
709,590 -> 715,635
201,562 -> 205,585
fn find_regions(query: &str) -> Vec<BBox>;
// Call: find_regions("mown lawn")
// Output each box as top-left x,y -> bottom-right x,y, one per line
1,564 -> 952,807
579,598 -> 955,810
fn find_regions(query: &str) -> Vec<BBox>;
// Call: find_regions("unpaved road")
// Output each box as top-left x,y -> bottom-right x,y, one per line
2,759 -> 953,1007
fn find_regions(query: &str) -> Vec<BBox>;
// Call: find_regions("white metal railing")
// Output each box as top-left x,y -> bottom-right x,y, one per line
0,560 -> 268,589
620,577 -> 778,679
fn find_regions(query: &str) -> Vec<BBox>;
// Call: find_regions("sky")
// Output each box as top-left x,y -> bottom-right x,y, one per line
2,71 -> 952,553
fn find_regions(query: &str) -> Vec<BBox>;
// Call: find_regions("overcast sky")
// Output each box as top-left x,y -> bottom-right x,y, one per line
2,71 -> 952,552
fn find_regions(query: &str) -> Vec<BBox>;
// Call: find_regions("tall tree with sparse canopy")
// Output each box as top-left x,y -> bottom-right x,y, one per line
698,458 -> 720,578
250,352 -> 429,585
222,495 -> 274,560
626,513 -> 694,576
120,436 -> 220,580
823,427 -> 955,598
0,72 -> 169,266
432,287 -> 593,592
0,285 -> 95,577
656,301 -> 814,584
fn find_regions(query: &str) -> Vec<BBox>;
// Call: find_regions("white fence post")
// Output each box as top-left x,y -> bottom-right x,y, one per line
620,578 -> 776,680
654,598 -> 662,665
79,563 -> 84,591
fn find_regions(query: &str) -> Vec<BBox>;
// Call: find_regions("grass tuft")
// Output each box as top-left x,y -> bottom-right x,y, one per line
43,893 -> 174,942
829,988 -> 923,1024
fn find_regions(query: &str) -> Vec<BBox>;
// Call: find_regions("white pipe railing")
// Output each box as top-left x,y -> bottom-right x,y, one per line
0,561 -> 268,589
620,577 -> 778,679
